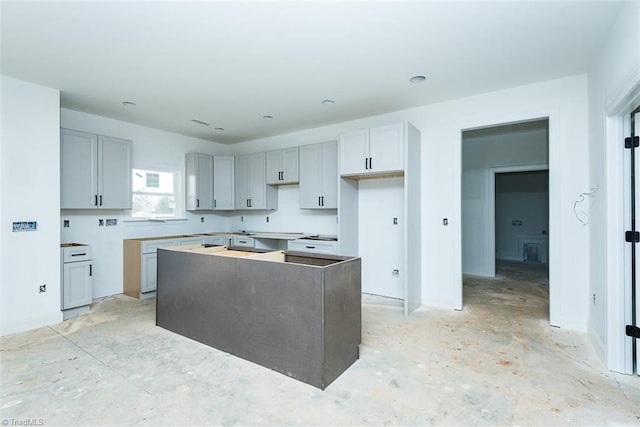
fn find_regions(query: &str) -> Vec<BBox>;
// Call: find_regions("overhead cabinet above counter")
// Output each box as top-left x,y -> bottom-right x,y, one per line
266,147 -> 299,185
299,141 -> 337,209
185,153 -> 235,211
235,152 -> 278,210
61,128 -> 132,209
338,123 -> 405,177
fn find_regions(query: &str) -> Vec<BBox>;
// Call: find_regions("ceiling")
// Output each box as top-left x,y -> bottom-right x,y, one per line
0,1 -> 622,144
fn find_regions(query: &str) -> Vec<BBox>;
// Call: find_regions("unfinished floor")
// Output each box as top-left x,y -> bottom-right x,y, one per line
1,261 -> 639,425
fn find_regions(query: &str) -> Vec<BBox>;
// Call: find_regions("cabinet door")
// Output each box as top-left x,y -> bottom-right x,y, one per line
63,261 -> 92,309
141,252 -> 157,293
177,236 -> 205,246
61,129 -> 98,209
186,153 -> 214,210
339,129 -> 369,176
281,147 -> 299,183
98,135 -> 132,209
299,143 -> 323,208
234,155 -> 251,209
321,141 -> 338,208
213,156 -> 235,210
248,152 -> 267,209
370,123 -> 404,173
266,150 -> 283,184
197,154 -> 214,209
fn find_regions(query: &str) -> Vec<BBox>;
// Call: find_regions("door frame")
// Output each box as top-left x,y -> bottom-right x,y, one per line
605,78 -> 640,374
455,112 -> 558,324
488,164 -> 549,277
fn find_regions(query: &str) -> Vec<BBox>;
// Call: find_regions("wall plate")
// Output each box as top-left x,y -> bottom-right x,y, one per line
12,221 -> 37,232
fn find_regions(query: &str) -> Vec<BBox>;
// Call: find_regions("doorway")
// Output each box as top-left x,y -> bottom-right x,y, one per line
461,119 -> 550,317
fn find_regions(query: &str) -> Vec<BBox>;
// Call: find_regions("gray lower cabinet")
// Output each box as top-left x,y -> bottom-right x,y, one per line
124,235 -> 205,299
60,244 -> 93,319
287,239 -> 338,255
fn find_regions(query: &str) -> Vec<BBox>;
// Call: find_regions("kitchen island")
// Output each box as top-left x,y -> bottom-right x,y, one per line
156,245 -> 361,389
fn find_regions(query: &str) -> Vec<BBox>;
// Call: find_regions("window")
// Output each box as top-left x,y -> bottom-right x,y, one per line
131,168 -> 181,219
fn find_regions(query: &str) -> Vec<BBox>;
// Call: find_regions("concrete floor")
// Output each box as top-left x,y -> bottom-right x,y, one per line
1,261 -> 639,425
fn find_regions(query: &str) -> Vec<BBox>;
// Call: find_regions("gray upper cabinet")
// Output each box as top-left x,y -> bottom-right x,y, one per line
339,123 -> 404,176
213,156 -> 235,210
185,153 -> 214,210
299,141 -> 337,209
266,147 -> 299,184
235,152 -> 277,210
61,128 -> 132,209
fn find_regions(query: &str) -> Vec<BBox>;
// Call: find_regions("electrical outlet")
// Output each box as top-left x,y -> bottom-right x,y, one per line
443,218 -> 448,226
392,269 -> 400,277
593,293 -> 596,305
201,217 -> 204,223
266,216 -> 270,223
240,216 -> 244,222
98,219 -> 104,226
63,219 -> 70,228
393,217 -> 398,225
39,284 -> 46,293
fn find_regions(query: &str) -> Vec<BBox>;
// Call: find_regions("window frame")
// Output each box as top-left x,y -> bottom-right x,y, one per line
127,166 -> 185,221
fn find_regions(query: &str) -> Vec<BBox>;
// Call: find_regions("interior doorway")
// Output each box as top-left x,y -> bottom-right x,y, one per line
461,119 -> 550,317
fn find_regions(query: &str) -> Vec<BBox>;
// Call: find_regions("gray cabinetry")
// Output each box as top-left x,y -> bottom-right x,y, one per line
266,147 -> 299,184
60,244 -> 92,319
235,152 -> 277,210
124,235 -> 205,299
61,128 -> 132,209
185,152 -> 214,210
213,156 -> 235,210
339,123 -> 404,176
299,141 -> 337,209
288,239 -> 338,255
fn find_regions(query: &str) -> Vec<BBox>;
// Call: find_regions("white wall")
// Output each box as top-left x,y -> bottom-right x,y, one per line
2,72 -> 592,334
1,76 -> 61,335
236,75 -> 589,330
462,127 -> 548,275
60,109 -> 232,298
495,172 -> 549,261
587,1 -> 640,370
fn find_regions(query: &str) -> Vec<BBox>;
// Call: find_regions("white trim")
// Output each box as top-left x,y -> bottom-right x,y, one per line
604,77 -> 640,374
488,164 -> 549,277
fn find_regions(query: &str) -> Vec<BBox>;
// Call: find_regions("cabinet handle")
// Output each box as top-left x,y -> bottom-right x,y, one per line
365,158 -> 368,170
321,196 -> 324,206
71,253 -> 87,257
305,246 -> 316,249
94,195 -> 98,206
369,157 -> 373,170
89,264 -> 93,276
196,199 -> 200,208
99,195 -> 103,206
246,199 -> 249,207
214,199 -> 217,208
239,240 -> 247,244
318,196 -> 321,206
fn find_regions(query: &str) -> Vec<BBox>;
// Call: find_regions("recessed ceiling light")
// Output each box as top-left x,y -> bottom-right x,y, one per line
214,127 -> 224,131
121,101 -> 137,107
191,119 -> 210,126
321,99 -> 335,105
263,115 -> 273,120
409,75 -> 426,84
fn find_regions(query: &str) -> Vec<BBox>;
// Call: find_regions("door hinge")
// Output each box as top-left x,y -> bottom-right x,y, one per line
625,230 -> 640,243
626,325 -> 640,339
624,136 -> 639,148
